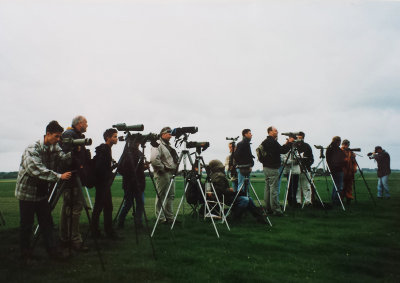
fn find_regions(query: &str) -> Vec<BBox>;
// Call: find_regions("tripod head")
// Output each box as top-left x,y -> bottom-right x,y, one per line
314,145 -> 326,159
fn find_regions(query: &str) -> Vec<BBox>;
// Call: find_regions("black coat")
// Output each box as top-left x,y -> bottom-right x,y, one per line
260,136 -> 291,169
326,143 -> 345,173
234,138 -> 255,167
94,143 -> 113,186
296,141 -> 314,171
375,150 -> 391,177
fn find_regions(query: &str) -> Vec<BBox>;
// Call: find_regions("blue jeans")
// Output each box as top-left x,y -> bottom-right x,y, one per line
118,190 -> 145,225
331,172 -> 344,203
377,175 -> 390,197
236,168 -> 250,195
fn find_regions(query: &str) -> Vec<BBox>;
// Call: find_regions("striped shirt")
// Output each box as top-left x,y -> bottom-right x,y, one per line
15,138 -> 71,201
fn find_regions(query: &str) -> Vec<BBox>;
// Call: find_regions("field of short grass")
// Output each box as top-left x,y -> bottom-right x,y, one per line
0,172 -> 399,282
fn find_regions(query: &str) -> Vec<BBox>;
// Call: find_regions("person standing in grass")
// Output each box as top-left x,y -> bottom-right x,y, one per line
259,126 -> 292,216
15,120 -> 72,263
150,127 -> 178,224
91,128 -> 119,239
368,146 -> 391,199
341,139 -> 357,204
326,136 -> 346,204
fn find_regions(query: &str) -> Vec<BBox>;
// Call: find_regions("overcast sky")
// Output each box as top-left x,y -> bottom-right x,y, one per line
1,0 -> 399,173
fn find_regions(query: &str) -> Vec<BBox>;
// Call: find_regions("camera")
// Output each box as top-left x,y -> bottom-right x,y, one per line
113,123 -> 144,132
349,148 -> 361,152
314,145 -> 325,150
119,132 -> 159,148
62,137 -> 92,146
226,136 -> 239,142
281,132 -> 300,137
171,127 -> 198,138
186,141 -> 210,150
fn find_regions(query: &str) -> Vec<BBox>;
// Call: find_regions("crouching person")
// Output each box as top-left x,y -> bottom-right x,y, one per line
208,160 -> 265,223
15,121 -> 72,263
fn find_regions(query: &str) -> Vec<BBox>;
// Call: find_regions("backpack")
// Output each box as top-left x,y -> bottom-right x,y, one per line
79,149 -> 97,189
256,143 -> 267,163
185,171 -> 203,205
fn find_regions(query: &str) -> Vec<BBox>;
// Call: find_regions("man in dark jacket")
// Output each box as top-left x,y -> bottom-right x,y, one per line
296,131 -> 314,205
326,136 -> 346,204
92,128 -> 118,239
369,146 -> 391,198
59,115 -> 90,251
117,142 -> 148,228
233,129 -> 255,195
260,126 -> 292,216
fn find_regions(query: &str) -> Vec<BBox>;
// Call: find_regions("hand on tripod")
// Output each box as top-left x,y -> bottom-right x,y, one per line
61,171 -> 72,180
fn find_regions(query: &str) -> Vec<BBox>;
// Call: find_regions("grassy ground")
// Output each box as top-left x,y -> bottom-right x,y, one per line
0,172 -> 399,283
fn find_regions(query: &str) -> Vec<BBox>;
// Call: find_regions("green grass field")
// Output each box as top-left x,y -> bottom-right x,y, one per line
0,172 -> 399,283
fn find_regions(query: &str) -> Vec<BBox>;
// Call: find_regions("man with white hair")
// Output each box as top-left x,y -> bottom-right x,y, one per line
59,115 -> 90,251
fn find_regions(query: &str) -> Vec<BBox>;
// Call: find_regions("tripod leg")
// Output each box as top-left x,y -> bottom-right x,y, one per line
193,178 -> 220,238
0,210 -> 5,226
225,182 -> 245,219
209,182 -> 230,231
142,206 -> 157,260
171,181 -> 190,228
283,171 -> 292,212
75,178 -> 106,271
113,197 -> 126,225
151,177 -> 175,237
355,162 -> 376,206
326,164 -> 346,211
249,182 -> 272,227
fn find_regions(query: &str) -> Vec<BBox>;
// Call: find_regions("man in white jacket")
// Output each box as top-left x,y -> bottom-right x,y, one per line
150,127 -> 179,223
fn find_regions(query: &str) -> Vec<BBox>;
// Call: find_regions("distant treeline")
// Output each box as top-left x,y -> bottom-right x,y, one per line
0,172 -> 18,179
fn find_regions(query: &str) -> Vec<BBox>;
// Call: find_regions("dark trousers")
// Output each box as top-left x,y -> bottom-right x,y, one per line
287,174 -> 299,206
118,189 -> 145,225
19,199 -> 55,254
92,185 -> 113,235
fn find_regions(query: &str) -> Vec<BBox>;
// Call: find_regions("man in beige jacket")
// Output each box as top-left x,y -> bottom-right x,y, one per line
150,127 -> 179,223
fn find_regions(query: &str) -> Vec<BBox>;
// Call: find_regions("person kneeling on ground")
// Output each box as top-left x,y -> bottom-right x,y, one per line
208,159 -> 265,223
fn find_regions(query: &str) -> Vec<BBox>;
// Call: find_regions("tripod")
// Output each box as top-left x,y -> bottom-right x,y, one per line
280,144 -> 326,211
32,173 -> 105,270
112,140 -> 157,259
311,146 -> 346,211
225,165 -> 272,227
347,151 -> 376,206
151,139 -> 229,238
0,209 -> 5,226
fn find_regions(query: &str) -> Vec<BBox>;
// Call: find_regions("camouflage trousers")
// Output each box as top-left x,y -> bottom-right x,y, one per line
59,181 -> 85,244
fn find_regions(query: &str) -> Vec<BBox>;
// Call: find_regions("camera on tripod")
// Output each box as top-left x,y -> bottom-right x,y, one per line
62,137 -> 92,146
226,136 -> 239,142
171,127 -> 198,138
124,133 -> 160,148
186,141 -> 210,152
281,132 -> 300,137
112,123 -> 144,132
